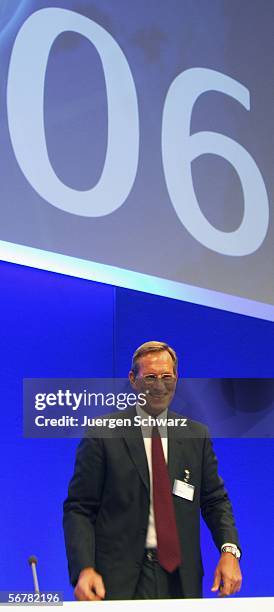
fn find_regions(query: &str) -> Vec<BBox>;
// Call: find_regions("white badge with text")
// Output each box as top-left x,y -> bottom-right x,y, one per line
173,478 -> 195,501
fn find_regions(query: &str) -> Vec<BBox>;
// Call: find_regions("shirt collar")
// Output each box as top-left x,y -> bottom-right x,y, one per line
136,402 -> 168,437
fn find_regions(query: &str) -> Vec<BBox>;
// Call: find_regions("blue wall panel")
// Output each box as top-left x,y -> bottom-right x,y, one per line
0,261 -> 115,598
114,288 -> 274,377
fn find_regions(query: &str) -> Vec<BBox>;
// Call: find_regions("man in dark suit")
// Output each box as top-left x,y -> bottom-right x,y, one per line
63,341 -> 242,600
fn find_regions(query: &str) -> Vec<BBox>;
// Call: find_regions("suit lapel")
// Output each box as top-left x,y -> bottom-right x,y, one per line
121,408 -> 150,492
167,410 -> 195,483
168,424 -> 183,484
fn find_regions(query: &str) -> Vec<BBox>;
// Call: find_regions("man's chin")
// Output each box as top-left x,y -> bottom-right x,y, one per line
143,401 -> 169,416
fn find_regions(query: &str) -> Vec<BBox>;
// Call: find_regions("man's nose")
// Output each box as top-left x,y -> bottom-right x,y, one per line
153,377 -> 166,390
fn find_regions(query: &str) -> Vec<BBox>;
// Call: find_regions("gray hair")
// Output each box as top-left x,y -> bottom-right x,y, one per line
131,341 -> 178,376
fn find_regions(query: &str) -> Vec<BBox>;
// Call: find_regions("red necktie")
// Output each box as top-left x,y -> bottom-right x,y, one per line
151,426 -> 182,572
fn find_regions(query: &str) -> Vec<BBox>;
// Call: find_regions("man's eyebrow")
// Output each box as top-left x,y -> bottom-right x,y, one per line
143,371 -> 173,375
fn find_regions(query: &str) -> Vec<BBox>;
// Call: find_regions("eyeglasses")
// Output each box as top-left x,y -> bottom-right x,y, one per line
139,374 -> 176,386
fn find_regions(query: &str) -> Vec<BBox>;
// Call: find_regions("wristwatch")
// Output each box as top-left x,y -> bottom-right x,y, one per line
221,544 -> 241,560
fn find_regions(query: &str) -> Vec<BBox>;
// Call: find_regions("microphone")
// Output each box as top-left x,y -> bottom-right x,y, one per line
28,556 -> 40,594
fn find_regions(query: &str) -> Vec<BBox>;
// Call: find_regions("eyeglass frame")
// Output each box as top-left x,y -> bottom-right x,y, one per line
136,373 -> 177,386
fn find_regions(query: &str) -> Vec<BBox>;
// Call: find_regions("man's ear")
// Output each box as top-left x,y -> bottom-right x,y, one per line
129,370 -> 137,389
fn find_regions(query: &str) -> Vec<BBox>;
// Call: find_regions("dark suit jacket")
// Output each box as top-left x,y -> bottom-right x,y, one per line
63,408 -> 240,599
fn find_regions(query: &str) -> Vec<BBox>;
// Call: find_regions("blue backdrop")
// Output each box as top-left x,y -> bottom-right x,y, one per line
0,260 -> 273,598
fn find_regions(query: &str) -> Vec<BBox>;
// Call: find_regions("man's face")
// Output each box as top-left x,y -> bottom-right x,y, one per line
129,350 -> 177,416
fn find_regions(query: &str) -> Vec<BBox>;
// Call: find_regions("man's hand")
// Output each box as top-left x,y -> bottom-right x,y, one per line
211,553 -> 242,597
74,567 -> 106,601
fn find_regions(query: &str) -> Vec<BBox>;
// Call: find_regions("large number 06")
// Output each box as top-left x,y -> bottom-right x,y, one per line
7,9 -> 269,255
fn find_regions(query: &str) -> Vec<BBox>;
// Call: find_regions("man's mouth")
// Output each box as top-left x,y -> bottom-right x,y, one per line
149,394 -> 167,399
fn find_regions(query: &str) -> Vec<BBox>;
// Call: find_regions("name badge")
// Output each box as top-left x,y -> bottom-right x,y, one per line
173,478 -> 195,501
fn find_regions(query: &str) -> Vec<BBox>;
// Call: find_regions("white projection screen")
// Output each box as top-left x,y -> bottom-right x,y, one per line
0,0 -> 274,320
